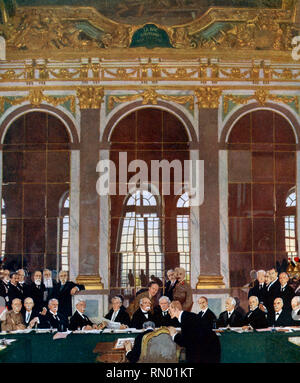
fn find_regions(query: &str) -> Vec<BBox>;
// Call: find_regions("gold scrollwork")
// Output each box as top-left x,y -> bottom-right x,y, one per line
108,88 -> 194,111
195,87 -> 222,109
76,86 -> 104,109
0,89 -> 76,114
223,89 -> 299,115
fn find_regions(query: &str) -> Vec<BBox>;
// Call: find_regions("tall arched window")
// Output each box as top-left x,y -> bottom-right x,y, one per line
117,188 -> 163,288
285,188 -> 297,260
176,192 -> 190,282
1,199 -> 6,262
57,192 -> 70,272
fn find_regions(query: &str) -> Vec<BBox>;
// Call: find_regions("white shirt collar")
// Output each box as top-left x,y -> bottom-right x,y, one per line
200,307 -> 208,314
275,310 -> 282,316
50,310 -> 57,316
77,309 -> 85,318
178,311 -> 184,323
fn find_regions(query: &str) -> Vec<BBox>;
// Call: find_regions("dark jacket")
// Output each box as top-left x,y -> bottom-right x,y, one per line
278,285 -> 295,311
153,306 -> 179,328
248,281 -> 267,305
69,310 -> 94,331
28,282 -> 47,312
21,307 -> 40,327
38,310 -> 69,330
131,308 -> 155,330
173,311 -> 221,363
7,282 -> 24,309
217,309 -> 244,328
197,308 -> 217,329
126,329 -> 153,363
267,309 -> 294,327
243,307 -> 268,329
104,306 -> 131,327
164,280 -> 178,301
53,281 -> 85,318
265,279 -> 281,314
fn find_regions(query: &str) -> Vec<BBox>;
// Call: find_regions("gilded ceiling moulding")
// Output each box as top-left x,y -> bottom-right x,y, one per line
0,3 -> 298,61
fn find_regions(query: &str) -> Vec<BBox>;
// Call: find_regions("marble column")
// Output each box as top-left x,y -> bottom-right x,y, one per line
76,106 -> 103,289
196,107 -> 225,289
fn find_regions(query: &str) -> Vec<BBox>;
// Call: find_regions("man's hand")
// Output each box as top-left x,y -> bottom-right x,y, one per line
120,324 -> 128,329
83,325 -> 92,331
40,307 -> 47,316
259,304 -> 266,312
92,324 -> 98,329
29,317 -> 39,328
70,287 -> 79,295
98,321 -> 107,329
168,326 -> 177,337
124,340 -> 132,352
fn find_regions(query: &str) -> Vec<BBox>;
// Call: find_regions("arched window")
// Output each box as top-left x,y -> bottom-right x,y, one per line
285,189 -> 297,260
176,192 -> 190,282
1,199 -> 6,262
117,188 -> 163,288
57,192 -> 70,272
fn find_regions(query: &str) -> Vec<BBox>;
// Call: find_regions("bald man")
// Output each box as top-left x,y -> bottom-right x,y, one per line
1,298 -> 26,331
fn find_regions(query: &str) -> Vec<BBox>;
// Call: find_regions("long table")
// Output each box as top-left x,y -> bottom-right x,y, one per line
0,330 -> 299,363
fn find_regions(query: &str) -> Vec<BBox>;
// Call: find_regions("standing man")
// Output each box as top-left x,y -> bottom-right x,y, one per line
7,272 -> 24,309
132,281 -> 160,313
53,270 -> 85,318
278,272 -> 295,311
248,270 -> 267,306
164,269 -> 178,301
264,267 -> 281,314
216,297 -> 244,328
197,296 -> 217,329
28,270 -> 47,313
43,269 -> 57,305
172,267 -> 193,311
168,301 -> 220,363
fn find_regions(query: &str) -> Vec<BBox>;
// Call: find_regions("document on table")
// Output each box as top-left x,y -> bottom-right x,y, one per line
53,330 -> 72,340
99,317 -> 121,329
9,329 -> 33,334
113,337 -> 135,349
103,328 -> 143,333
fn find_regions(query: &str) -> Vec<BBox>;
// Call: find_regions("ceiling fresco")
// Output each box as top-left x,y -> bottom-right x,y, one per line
16,0 -> 284,26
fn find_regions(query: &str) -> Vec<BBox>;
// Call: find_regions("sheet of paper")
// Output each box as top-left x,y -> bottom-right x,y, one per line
114,337 -> 135,349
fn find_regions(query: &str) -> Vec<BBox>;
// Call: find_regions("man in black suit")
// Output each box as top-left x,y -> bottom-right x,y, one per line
164,269 -> 178,301
267,297 -> 293,327
278,272 -> 295,311
131,297 -> 155,329
291,296 -> 300,326
42,269 -> 57,306
264,267 -> 281,315
38,298 -> 69,331
28,270 -> 47,313
153,296 -> 179,327
168,300 -> 221,363
197,296 -> 217,329
69,300 -> 98,331
17,269 -> 30,298
53,270 -> 85,318
124,321 -> 155,363
216,297 -> 244,328
0,269 -> 10,306
242,295 -> 268,330
248,270 -> 267,306
21,297 -> 40,328
7,272 -> 24,309
102,296 -> 131,328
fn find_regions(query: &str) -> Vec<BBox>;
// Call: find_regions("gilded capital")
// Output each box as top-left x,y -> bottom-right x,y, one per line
77,86 -> 104,109
195,87 -> 222,109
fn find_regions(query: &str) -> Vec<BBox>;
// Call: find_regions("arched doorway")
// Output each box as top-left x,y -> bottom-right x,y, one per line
109,107 -> 190,298
227,109 -> 297,289
1,111 -> 71,279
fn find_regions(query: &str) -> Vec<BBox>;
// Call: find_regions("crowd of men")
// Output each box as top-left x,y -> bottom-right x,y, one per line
0,265 -> 300,363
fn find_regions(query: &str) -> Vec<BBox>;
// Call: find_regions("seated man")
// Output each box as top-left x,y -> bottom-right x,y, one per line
131,297 -> 154,329
69,300 -> 99,331
38,298 -> 68,331
132,281 -> 160,313
267,297 -> 293,327
124,321 -> 155,363
197,296 -> 217,329
1,298 -> 26,332
153,296 -> 179,328
216,297 -> 244,328
101,296 -> 130,328
291,296 -> 300,326
22,297 -> 40,328
172,267 -> 193,312
242,295 -> 268,330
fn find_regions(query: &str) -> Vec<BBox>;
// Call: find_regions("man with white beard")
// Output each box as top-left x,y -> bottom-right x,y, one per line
42,269 -> 57,305
28,270 -> 47,313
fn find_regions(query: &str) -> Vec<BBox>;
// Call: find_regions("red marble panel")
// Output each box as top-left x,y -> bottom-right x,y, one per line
23,219 -> 45,254
136,108 -> 162,143
228,217 -> 252,253
23,151 -> 46,183
47,114 -> 70,143
227,114 -> 251,144
3,115 -> 25,145
47,151 -> 70,183
275,217 -> 287,253
2,184 -> 22,218
229,253 -> 252,287
228,150 -> 252,183
253,253 -> 276,272
251,110 -> 274,143
24,112 -> 47,144
274,113 -> 296,144
47,184 -> 69,218
2,151 -> 23,183
23,184 -> 46,218
252,218 -> 275,252
163,111 -> 189,142
4,219 -> 22,253
275,183 -> 296,217
252,183 -> 274,217
228,183 -> 251,217
46,218 -> 58,254
110,111 -> 136,142
252,151 -> 274,182
275,151 -> 296,183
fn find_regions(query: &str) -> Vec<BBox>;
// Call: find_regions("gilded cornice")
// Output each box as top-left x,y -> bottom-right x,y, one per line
0,4 -> 298,60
